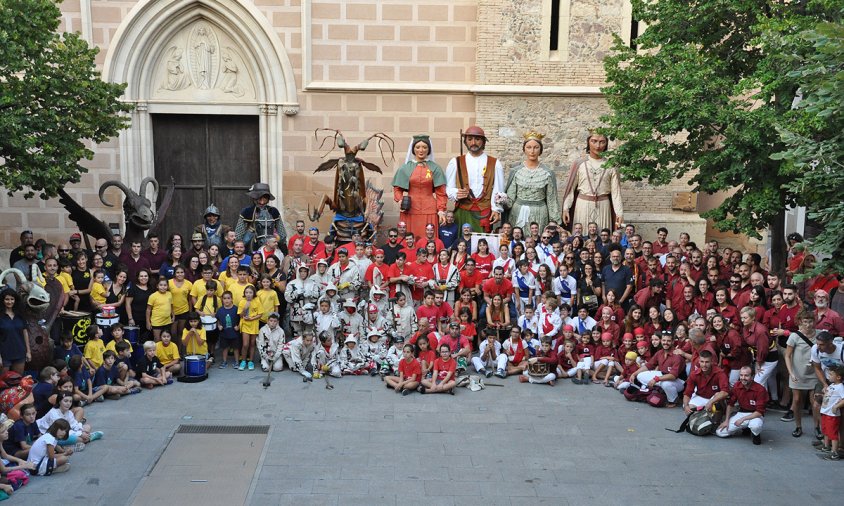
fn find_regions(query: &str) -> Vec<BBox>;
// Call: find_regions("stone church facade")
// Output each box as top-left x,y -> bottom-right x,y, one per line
0,0 -> 709,247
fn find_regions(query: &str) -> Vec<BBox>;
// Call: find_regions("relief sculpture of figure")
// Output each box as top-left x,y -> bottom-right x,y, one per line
160,47 -> 189,91
192,26 -> 216,89
220,50 -> 245,97
561,130 -> 624,232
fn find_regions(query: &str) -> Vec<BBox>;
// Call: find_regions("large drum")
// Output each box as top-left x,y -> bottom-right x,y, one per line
177,355 -> 208,383
61,311 -> 92,347
123,325 -> 141,362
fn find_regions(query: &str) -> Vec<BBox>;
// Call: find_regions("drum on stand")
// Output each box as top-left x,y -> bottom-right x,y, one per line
61,311 -> 92,347
96,313 -> 120,342
177,355 -> 208,383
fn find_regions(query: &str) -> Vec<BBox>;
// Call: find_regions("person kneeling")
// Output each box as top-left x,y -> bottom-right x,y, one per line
284,331 -> 318,381
716,366 -> 767,445
258,313 -> 286,372
519,338 -> 557,386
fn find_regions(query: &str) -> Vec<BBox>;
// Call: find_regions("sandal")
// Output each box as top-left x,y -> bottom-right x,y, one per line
792,427 -> 803,438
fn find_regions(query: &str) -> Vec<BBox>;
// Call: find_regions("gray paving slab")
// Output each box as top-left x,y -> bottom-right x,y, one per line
7,368 -> 842,505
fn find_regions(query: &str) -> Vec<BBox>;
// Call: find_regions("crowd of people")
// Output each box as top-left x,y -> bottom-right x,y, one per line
1,128 -> 843,491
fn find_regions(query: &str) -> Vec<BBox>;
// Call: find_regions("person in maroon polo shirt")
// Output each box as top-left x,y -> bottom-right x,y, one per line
683,350 -> 729,414
716,366 -> 768,445
630,332 -> 685,406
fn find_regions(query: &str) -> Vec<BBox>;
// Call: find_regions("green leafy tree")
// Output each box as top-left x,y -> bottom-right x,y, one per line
601,0 -> 836,274
771,5 -> 844,277
0,0 -> 131,199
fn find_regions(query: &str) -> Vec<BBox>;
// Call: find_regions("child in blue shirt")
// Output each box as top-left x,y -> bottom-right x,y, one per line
215,291 -> 241,368
54,334 -> 84,369
5,403 -> 40,459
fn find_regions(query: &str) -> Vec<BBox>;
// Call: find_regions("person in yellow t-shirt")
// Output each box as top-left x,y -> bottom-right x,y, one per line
182,312 -> 213,373
83,325 -> 106,371
168,266 -> 193,348
90,270 -> 107,311
155,330 -> 182,376
237,285 -> 262,371
256,275 -> 280,324
58,259 -> 79,310
189,265 -> 216,308
105,322 -> 133,357
147,278 -> 174,342
229,266 -> 253,306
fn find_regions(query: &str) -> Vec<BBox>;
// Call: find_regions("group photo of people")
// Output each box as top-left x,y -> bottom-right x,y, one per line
1,126 -> 843,492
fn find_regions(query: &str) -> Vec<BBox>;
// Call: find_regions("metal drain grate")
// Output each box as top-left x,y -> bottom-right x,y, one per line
177,424 -> 270,434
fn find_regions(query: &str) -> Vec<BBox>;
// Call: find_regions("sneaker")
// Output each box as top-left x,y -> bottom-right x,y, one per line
792,427 -> 803,438
816,426 -> 824,440
105,393 -> 122,401
572,378 -> 582,385
823,452 -> 841,461
485,370 -> 493,378
74,442 -> 86,452
448,388 -> 455,395
766,401 -> 785,411
812,439 -> 824,448
495,370 -> 506,379
369,368 -> 378,377
817,445 -> 832,453
90,431 -> 104,441
166,378 -> 174,385
238,360 -> 247,371
128,387 -> 142,395
95,395 -> 105,402
402,388 -> 411,396
419,385 -> 426,394
247,361 -> 255,371
218,361 -> 227,369
780,410 -> 795,422
752,434 -> 761,446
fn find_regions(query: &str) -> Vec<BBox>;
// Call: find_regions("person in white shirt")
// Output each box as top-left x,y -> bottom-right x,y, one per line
445,126 -> 505,233
568,305 -> 597,335
552,264 -> 577,307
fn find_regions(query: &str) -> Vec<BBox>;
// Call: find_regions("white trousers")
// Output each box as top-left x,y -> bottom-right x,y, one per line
716,412 -> 764,437
688,394 -> 709,409
575,357 -> 593,371
472,354 -> 508,373
637,370 -> 685,402
261,356 -> 285,372
616,379 -> 631,392
754,361 -> 779,400
523,371 -> 556,384
557,366 -> 578,378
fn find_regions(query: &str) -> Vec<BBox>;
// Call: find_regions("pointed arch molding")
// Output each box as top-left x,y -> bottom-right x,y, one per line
103,0 -> 299,204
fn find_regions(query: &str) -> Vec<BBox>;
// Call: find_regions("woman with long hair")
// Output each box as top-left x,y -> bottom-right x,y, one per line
471,239 -> 494,279
0,289 -> 30,373
451,240 -> 469,272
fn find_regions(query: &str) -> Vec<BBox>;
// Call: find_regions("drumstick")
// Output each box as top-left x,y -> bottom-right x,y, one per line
262,366 -> 272,388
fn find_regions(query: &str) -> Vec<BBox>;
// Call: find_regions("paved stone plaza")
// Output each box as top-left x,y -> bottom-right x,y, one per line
11,368 -> 841,505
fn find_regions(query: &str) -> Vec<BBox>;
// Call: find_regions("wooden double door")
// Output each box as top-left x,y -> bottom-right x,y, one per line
152,114 -> 260,242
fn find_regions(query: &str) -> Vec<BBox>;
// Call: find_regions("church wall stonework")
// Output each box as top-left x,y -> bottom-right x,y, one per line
0,0 -> 712,248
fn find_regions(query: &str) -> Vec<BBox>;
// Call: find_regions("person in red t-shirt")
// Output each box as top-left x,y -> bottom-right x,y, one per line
458,259 -> 484,299
416,291 -> 440,331
408,249 -> 434,303
420,344 -> 457,394
384,343 -> 421,395
414,334 -> 436,377
630,333 -> 686,405
716,366 -> 768,444
287,220 -> 307,252
482,266 -> 515,322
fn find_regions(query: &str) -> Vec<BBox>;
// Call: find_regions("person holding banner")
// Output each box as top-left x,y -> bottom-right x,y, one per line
445,126 -> 506,233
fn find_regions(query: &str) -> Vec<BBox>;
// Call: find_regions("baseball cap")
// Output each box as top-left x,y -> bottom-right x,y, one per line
191,232 -> 204,241
462,223 -> 472,229
70,233 -> 82,241
367,303 -> 378,314
398,221 -> 407,227
449,321 -> 460,328
425,223 -> 434,229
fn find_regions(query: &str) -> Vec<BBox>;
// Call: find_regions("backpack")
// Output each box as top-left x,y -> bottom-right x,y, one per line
623,385 -> 648,402
646,386 -> 668,407
668,402 -> 726,436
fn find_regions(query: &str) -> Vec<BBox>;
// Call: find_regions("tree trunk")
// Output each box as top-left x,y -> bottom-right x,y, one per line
769,207 -> 786,277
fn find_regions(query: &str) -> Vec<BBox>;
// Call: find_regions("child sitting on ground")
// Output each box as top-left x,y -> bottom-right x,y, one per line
339,334 -> 367,375
37,392 -> 102,447
420,344 -> 457,395
27,419 -> 72,475
572,332 -> 594,384
614,351 -> 641,392
113,343 -> 141,391
283,331 -> 317,381
32,367 -> 59,418
69,355 -> 107,404
385,344 -> 422,395
53,334 -> 84,370
519,338 -> 558,386
556,339 -> 579,381
82,325 -> 105,373
136,341 -> 172,388
591,333 -> 618,385
5,403 -> 40,459
472,329 -> 507,378
53,377 -> 85,423
315,331 -> 341,378
0,417 -> 36,477
360,330 -> 389,376
182,312 -> 211,370
155,330 -> 182,376
383,335 -> 406,376
416,335 -> 436,379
